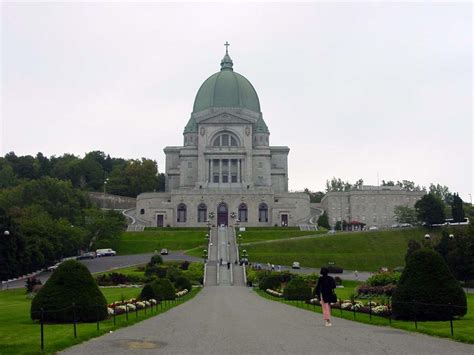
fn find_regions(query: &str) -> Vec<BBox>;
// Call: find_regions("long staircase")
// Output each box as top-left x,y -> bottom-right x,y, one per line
204,226 -> 245,287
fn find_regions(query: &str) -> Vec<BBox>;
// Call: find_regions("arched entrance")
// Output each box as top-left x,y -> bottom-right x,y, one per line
217,203 -> 228,226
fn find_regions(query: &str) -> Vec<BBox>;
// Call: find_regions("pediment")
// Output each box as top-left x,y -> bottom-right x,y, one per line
197,112 -> 256,125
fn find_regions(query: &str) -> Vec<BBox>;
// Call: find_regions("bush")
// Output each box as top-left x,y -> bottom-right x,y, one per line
180,261 -> 190,270
166,266 -> 183,282
392,249 -> 467,320
283,277 -> 312,301
140,283 -> 156,300
151,279 -> 176,300
182,263 -> 204,284
334,276 -> 342,286
259,276 -> 281,291
366,272 -> 401,286
31,260 -> 107,322
149,255 -> 163,266
175,276 -> 192,291
356,284 -> 397,297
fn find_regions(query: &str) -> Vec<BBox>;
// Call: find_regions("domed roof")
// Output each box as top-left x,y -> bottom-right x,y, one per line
192,49 -> 261,114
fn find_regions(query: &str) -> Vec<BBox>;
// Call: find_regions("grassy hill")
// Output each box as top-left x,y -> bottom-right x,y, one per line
114,230 -> 206,255
244,228 -> 443,271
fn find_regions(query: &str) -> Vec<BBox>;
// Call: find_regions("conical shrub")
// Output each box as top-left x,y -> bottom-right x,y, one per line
31,260 -> 107,322
392,249 -> 467,320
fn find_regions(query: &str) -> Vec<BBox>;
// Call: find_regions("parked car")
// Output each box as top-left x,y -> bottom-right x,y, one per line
292,261 -> 301,269
76,252 -> 96,260
47,262 -> 62,272
368,226 -> 379,231
160,248 -> 169,255
95,248 -> 116,257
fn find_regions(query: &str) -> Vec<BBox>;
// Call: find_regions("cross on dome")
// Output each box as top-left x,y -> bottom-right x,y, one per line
224,41 -> 230,54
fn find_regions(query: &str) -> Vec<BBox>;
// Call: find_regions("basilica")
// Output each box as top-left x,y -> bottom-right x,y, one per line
136,45 -> 311,227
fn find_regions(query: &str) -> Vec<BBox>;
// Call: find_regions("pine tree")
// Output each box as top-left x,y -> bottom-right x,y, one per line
451,193 -> 465,223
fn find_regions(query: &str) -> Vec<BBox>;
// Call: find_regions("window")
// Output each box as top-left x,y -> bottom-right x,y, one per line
222,174 -> 228,183
231,174 -> 237,183
177,203 -> 187,223
197,203 -> 207,223
213,174 -> 219,183
212,132 -> 239,147
238,203 -> 248,222
259,203 -> 268,222
140,208 -> 145,215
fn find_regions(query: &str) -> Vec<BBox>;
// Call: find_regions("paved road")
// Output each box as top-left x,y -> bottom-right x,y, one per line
61,286 -> 473,355
2,252 -> 201,290
254,264 -> 374,281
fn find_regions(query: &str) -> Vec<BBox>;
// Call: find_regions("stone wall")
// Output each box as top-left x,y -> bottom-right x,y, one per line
87,192 -> 136,210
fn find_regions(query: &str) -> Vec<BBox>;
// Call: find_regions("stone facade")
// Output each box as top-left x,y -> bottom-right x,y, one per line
136,49 -> 310,227
321,186 -> 425,228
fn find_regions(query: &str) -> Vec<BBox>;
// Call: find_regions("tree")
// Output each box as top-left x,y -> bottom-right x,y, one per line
382,180 -> 395,186
392,249 -> 467,320
429,183 -> 453,204
414,194 -> 445,225
304,188 -> 325,203
283,277 -> 312,300
31,260 -> 108,322
435,226 -> 474,281
317,211 -> 330,229
451,193 -> 465,222
393,206 -> 418,225
325,177 -> 362,192
405,240 -> 421,264
0,159 -> 17,188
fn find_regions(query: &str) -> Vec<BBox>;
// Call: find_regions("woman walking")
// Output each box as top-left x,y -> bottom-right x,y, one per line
314,267 -> 337,326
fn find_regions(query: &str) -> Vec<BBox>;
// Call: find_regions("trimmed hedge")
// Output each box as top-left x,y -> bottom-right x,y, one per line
392,249 -> 467,321
283,277 -> 312,301
175,276 -> 192,292
31,260 -> 107,322
139,283 -> 156,301
152,279 -> 176,300
259,276 -> 281,291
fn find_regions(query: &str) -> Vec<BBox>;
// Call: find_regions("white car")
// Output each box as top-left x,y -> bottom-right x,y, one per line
292,261 -> 301,269
368,226 -> 379,231
95,248 -> 117,257
47,262 -> 62,272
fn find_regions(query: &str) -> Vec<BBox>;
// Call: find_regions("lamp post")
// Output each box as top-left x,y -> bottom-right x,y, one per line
1,230 -> 11,289
102,178 -> 109,209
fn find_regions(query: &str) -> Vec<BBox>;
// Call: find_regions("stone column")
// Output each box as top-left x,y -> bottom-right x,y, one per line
219,159 -> 222,184
237,159 -> 241,183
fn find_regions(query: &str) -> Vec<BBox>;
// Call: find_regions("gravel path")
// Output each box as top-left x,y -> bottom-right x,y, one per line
61,286 -> 473,355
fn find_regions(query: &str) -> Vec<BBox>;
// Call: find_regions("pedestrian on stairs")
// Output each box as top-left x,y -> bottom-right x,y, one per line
314,267 -> 337,327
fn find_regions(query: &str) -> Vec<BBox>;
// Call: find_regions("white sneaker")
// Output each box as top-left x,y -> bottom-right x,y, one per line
325,322 -> 332,327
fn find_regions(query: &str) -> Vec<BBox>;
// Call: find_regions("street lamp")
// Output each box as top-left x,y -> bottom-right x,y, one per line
102,178 -> 109,209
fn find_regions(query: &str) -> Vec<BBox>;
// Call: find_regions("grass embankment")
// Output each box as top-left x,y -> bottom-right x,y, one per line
239,228 -> 325,243
186,228 -> 325,258
245,228 -> 442,271
115,230 -> 206,255
256,286 -> 474,344
0,286 -> 201,355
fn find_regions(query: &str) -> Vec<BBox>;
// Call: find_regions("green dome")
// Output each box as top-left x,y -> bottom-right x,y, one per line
192,52 -> 261,114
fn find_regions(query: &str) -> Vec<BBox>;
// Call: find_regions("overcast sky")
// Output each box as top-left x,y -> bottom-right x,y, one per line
1,2 -> 472,200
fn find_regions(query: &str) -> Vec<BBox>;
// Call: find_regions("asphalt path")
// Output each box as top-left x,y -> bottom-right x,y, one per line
2,252 -> 201,290
61,286 -> 474,355
253,264 -> 373,281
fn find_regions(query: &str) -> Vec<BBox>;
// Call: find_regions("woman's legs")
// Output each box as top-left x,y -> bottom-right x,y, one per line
321,300 -> 331,323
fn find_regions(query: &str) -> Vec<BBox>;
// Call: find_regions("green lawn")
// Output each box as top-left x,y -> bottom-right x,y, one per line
257,288 -> 474,344
239,228 -> 325,243
0,287 -> 200,355
115,230 -> 207,255
245,228 -> 440,271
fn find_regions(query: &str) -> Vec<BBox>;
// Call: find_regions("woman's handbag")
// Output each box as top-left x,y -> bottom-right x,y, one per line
328,289 -> 338,303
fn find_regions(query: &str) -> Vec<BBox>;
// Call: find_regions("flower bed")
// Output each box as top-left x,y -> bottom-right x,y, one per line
266,289 -> 283,298
176,289 -> 189,297
107,298 -> 158,315
306,298 -> 392,317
